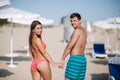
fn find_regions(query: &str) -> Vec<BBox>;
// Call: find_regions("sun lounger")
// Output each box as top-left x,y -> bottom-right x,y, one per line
92,43 -> 107,58
108,57 -> 120,80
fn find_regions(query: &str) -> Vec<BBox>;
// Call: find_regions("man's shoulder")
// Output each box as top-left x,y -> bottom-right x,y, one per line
76,28 -> 86,36
80,27 -> 86,32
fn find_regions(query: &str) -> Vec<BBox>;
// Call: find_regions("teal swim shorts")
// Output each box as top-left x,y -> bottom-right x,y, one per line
65,54 -> 87,80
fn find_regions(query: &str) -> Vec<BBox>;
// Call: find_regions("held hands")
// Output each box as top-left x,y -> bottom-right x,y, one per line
57,59 -> 65,69
53,62 -> 64,68
52,59 -> 65,69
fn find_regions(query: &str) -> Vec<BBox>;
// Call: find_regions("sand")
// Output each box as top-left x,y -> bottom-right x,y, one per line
0,24 -> 120,80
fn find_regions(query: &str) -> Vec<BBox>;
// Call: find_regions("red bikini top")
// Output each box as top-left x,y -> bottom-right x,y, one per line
31,41 -> 46,53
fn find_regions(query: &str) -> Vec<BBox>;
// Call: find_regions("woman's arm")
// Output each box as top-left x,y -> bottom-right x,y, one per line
29,48 -> 33,60
35,38 -> 57,67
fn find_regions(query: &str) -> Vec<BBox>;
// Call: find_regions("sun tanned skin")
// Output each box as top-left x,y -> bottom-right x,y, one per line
61,17 -> 87,61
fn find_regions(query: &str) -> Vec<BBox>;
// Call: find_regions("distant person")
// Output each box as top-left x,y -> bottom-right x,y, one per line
59,13 -> 87,80
29,20 -> 58,80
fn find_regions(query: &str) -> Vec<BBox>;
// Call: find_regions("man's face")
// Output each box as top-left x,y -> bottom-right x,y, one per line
70,17 -> 80,28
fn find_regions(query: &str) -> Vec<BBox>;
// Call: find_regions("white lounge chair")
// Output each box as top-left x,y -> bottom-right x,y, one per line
92,43 -> 107,58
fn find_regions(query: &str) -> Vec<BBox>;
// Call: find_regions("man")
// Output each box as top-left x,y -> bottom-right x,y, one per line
60,13 -> 87,80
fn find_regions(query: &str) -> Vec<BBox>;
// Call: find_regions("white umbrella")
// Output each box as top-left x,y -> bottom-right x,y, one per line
0,7 -> 40,18
0,7 -> 40,68
94,17 -> 120,54
8,17 -> 54,26
0,0 -> 10,7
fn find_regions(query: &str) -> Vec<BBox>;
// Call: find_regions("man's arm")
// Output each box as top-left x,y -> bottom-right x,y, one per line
61,29 -> 79,61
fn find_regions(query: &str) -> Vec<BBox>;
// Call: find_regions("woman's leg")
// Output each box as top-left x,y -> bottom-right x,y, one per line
31,68 -> 41,80
37,62 -> 52,80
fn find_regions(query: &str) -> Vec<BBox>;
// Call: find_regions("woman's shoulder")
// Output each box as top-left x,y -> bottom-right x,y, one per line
32,37 -> 42,44
35,38 -> 42,42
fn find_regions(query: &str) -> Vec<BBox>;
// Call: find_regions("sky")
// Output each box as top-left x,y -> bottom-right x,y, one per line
5,0 -> 120,25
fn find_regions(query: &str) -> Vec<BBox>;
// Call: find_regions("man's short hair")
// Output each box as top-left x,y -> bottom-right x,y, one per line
70,13 -> 81,20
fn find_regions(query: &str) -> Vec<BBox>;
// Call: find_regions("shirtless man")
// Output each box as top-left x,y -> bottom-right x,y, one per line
60,13 -> 87,80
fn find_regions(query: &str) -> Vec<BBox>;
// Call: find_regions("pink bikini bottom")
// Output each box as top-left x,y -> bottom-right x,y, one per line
31,58 -> 48,71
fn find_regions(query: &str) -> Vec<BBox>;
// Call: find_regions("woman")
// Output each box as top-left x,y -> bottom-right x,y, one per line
29,20 -> 58,80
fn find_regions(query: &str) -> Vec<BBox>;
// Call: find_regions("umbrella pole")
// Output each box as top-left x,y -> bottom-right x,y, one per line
106,31 -> 111,54
8,18 -> 17,68
112,25 -> 120,56
106,37 -> 110,54
115,28 -> 120,56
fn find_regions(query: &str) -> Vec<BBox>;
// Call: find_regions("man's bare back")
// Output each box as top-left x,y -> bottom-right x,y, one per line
70,26 -> 87,55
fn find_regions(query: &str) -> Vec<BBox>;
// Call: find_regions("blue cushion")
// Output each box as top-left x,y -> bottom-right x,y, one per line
109,63 -> 120,80
94,43 -> 105,54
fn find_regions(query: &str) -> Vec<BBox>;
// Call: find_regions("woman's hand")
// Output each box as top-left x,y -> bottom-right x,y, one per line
57,59 -> 65,69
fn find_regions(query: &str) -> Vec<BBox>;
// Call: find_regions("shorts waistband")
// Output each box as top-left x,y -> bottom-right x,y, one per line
70,53 -> 85,56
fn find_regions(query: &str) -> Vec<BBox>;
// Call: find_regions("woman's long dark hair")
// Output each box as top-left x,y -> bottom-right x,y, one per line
29,20 -> 42,50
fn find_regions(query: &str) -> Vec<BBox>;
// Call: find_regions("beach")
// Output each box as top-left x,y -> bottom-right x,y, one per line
0,24 -> 120,80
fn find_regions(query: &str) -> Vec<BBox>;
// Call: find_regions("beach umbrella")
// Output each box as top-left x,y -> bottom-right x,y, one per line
94,17 -> 120,54
0,7 -> 40,68
8,17 -> 54,26
0,0 -> 10,7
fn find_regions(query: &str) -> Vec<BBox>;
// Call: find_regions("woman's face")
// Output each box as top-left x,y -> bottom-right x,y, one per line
33,24 -> 42,35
